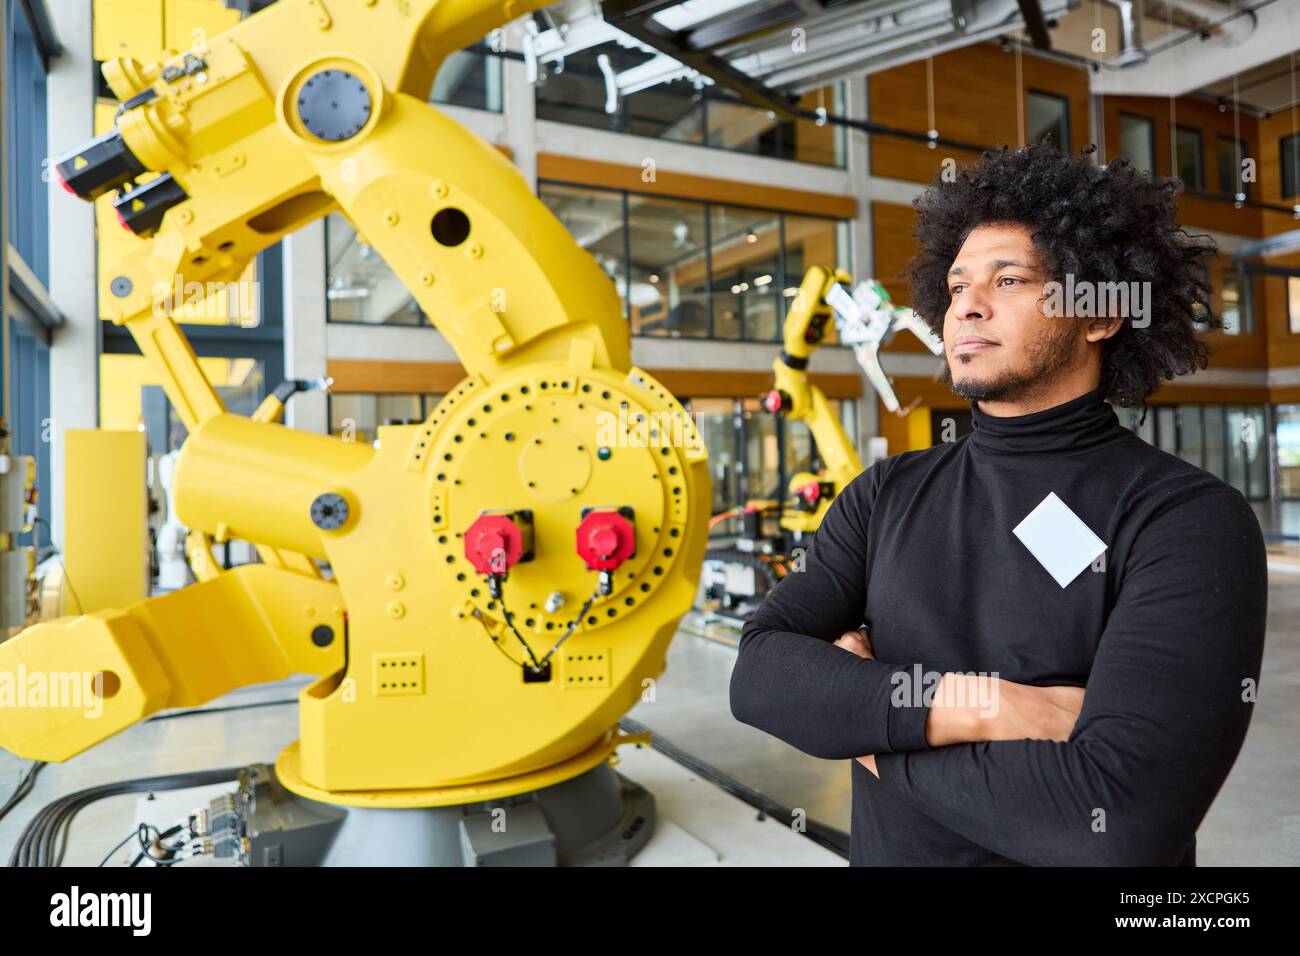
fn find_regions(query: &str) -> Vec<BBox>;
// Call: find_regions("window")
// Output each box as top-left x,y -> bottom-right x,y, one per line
1220,270 -> 1251,335
1120,114 -> 1155,175
1173,126 -> 1203,190
1027,92 -> 1069,152
431,48 -> 502,113
537,182 -> 848,342
1121,403 -> 1268,499
1276,404 -> 1300,499
328,393 -> 443,445
537,183 -> 628,315
690,396 -> 858,534
100,354 -> 265,451
709,205 -> 781,342
1282,133 -> 1300,199
1216,136 -> 1249,199
5,0 -> 54,555
325,213 -> 426,325
534,40 -> 845,167
626,194 -> 710,338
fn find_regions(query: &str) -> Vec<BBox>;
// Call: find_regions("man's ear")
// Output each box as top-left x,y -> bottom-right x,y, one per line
1085,314 -> 1124,343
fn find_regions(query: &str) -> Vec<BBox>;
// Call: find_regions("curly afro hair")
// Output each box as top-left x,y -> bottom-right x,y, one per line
906,144 -> 1219,407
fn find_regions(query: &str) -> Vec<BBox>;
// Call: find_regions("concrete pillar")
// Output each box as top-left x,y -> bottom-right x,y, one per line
844,76 -> 881,450
45,4 -> 100,549
283,219 -> 328,433
500,20 -> 537,192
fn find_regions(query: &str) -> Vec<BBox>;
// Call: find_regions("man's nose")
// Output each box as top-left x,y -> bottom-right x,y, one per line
953,285 -> 989,321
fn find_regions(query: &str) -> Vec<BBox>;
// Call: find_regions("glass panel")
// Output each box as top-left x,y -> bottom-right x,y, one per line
1177,405 -> 1204,469
1027,92 -> 1068,151
1216,137 -> 1249,199
101,354 -> 265,452
691,398 -> 739,521
1120,114 -> 1155,175
1282,133 -> 1300,199
1221,271 -> 1242,335
1174,127 -> 1203,190
783,418 -> 815,489
707,94 -> 784,157
1225,407 -> 1248,494
783,214 -> 845,330
840,399 -> 858,458
1244,407 -> 1267,499
1276,404 -> 1300,498
1155,406 -> 1178,455
1134,406 -> 1155,446
710,205 -> 781,342
532,41 -> 841,165
741,397 -> 782,536
325,213 -> 424,325
539,183 -> 627,315
431,49 -> 502,112
329,393 -> 429,445
626,194 -> 710,337
793,86 -> 844,166
624,81 -> 708,144
1203,405 -> 1227,480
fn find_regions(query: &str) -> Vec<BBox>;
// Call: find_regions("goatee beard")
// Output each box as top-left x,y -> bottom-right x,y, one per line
944,322 -> 1079,406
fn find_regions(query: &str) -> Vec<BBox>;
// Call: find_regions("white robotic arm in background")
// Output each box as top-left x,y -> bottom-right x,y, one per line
825,280 -> 945,413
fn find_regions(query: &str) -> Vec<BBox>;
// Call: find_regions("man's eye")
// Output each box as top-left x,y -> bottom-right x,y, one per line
997,276 -> 1023,287
949,284 -> 966,295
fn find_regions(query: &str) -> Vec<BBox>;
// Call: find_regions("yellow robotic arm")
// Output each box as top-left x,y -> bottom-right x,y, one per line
762,266 -> 864,535
2,0 -> 709,807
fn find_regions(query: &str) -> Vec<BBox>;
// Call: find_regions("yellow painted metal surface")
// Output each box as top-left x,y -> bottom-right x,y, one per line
0,565 -> 344,762
771,267 -> 864,533
1,0 -> 710,803
907,405 -> 933,451
62,430 -> 149,614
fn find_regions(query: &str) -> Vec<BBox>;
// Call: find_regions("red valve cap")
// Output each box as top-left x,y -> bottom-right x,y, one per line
465,513 -> 525,576
576,509 -> 636,571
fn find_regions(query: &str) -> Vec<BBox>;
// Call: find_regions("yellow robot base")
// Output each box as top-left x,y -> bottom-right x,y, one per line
273,727 -> 651,809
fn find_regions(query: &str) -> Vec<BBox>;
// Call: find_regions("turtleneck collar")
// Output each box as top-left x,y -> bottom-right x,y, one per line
968,385 -> 1124,455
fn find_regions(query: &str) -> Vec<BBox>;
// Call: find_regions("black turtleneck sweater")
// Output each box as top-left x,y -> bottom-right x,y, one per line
730,387 -> 1267,866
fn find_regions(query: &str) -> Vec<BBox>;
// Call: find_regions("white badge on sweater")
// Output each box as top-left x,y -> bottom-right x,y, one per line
1012,492 -> 1107,588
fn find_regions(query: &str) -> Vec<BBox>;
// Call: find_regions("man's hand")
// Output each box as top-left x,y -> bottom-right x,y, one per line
830,628 -> 1084,773
833,628 -> 874,660
833,629 -> 881,777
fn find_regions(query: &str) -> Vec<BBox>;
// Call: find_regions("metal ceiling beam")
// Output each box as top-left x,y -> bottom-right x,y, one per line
1016,0 -> 1051,50
603,6 -> 802,120
682,2 -> 806,52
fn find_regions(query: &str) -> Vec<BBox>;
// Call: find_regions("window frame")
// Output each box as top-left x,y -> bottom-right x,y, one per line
1026,89 -> 1070,153
1172,124 -> 1204,191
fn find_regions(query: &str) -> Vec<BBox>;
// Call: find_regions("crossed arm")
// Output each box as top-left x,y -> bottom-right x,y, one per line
729,469 -> 1267,866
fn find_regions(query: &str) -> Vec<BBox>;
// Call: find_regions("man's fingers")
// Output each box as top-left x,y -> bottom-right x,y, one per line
834,631 -> 874,659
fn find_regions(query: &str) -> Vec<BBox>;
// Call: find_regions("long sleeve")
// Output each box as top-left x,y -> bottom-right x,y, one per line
872,488 -> 1267,866
729,463 -> 933,760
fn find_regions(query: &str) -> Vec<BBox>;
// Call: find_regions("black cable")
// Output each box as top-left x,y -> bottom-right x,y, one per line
98,824 -> 148,868
537,589 -> 599,668
0,761 -> 45,824
492,590 -> 544,671
145,698 -> 297,722
470,608 -> 529,669
8,766 -> 244,867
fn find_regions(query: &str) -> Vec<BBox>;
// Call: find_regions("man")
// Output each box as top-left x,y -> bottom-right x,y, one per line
729,144 -> 1267,866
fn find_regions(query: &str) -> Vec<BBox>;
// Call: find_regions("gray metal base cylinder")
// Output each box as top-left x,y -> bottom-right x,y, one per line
252,762 -> 655,867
